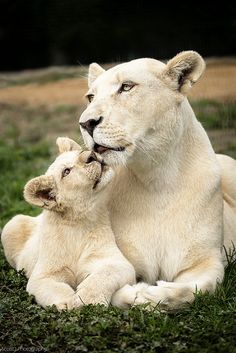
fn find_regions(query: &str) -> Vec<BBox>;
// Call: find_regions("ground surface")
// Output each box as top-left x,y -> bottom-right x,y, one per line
0,59 -> 236,352
0,59 -> 236,105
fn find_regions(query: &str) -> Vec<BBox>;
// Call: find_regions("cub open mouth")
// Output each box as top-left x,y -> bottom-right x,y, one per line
94,143 -> 125,154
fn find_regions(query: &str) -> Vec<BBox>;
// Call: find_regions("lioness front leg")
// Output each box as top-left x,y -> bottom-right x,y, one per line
74,262 -> 135,307
113,256 -> 224,310
27,275 -> 75,310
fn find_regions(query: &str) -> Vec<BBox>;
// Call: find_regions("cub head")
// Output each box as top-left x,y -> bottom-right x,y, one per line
79,51 -> 205,166
24,137 -> 114,215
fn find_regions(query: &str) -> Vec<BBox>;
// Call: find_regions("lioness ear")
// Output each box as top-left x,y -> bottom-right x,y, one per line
24,175 -> 57,209
88,63 -> 105,87
163,51 -> 205,95
56,137 -> 82,154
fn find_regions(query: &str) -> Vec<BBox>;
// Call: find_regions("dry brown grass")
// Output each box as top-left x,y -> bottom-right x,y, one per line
189,62 -> 236,102
0,79 -> 88,107
0,59 -> 236,107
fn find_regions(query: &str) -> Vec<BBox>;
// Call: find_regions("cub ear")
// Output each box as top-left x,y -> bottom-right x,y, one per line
56,137 -> 82,154
24,175 -> 57,209
88,63 -> 105,88
163,51 -> 206,95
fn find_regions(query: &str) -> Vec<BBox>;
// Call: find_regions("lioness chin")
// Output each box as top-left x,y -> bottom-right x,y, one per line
79,51 -> 236,309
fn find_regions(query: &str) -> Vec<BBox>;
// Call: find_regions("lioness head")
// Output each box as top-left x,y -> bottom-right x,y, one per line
79,51 -> 205,166
24,137 -> 114,215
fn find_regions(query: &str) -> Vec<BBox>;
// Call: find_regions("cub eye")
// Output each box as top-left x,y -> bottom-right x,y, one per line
118,82 -> 136,94
62,168 -> 72,178
86,94 -> 94,103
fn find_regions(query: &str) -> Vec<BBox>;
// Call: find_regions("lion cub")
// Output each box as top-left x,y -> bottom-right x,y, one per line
1,137 -> 135,310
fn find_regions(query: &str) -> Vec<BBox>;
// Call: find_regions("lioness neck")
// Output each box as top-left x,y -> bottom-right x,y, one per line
128,99 -> 217,191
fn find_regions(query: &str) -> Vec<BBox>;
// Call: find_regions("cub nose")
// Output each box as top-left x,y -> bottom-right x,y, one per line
79,151 -> 103,164
85,151 -> 98,164
80,116 -> 103,137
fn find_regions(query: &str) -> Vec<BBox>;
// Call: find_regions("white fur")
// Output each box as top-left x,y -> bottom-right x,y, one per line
80,51 -> 236,309
1,138 -> 135,310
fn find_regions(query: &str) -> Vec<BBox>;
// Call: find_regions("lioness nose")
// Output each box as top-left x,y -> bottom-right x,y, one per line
80,116 -> 103,137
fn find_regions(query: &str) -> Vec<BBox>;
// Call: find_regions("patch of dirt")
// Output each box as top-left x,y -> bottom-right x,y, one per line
0,79 -> 88,107
0,60 -> 235,107
189,64 -> 236,102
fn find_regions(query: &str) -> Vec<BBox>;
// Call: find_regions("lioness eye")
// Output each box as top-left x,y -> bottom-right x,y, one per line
62,168 -> 72,178
86,94 -> 94,103
118,82 -> 136,94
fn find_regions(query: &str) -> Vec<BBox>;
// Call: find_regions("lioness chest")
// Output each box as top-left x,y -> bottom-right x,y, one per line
109,170 -> 189,284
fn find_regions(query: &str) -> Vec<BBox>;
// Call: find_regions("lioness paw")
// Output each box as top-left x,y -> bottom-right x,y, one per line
133,283 -> 192,310
133,284 -> 169,308
111,283 -> 150,308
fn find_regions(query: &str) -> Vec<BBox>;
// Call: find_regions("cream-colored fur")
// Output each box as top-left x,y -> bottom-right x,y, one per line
1,137 -> 135,309
79,51 -> 236,309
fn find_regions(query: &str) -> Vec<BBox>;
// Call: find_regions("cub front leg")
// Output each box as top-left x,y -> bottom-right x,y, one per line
74,262 -> 135,307
74,273 -> 111,306
27,276 -> 75,310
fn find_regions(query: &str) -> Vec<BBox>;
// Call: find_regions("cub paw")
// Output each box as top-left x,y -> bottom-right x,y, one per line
72,295 -> 84,308
54,297 -> 75,311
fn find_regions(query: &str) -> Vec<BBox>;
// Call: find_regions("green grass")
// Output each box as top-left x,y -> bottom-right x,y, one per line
192,100 -> 236,130
0,103 -> 82,147
0,141 -> 51,224
0,237 -> 235,352
0,102 -> 236,352
0,226 -> 236,353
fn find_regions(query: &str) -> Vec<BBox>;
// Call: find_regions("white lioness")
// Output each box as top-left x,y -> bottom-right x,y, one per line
1,137 -> 135,309
79,51 -> 236,309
